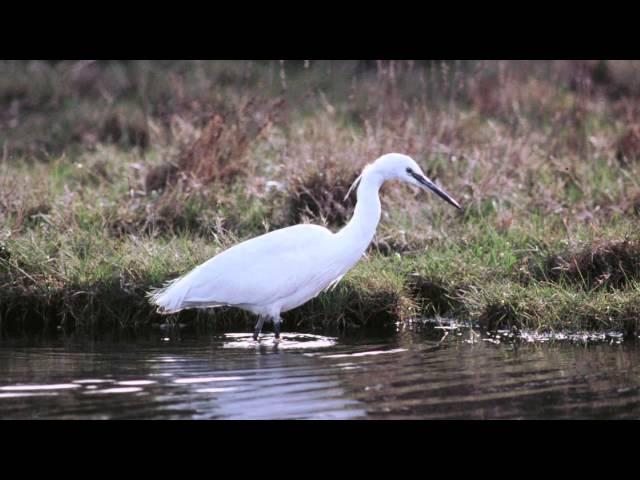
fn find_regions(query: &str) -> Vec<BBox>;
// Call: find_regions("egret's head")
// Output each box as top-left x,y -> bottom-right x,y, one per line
372,153 -> 462,210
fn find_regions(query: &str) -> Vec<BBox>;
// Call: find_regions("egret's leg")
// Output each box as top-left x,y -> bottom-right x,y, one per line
253,316 -> 265,341
273,317 -> 282,341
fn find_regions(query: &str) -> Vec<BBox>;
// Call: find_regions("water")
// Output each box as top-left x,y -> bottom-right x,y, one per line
1,328 -> 639,419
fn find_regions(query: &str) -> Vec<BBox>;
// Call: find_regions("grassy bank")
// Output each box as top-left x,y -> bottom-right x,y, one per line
1,60 -> 640,338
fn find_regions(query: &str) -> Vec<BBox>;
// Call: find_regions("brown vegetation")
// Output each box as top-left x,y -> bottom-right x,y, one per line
530,239 -> 640,290
616,125 -> 640,165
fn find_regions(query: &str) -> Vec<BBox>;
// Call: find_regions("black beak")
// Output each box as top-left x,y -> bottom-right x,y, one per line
410,172 -> 462,210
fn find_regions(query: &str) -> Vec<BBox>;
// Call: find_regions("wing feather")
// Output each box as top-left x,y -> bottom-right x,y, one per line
152,224 -> 336,312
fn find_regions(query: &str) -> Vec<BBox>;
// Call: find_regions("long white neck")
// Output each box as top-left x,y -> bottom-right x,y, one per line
337,170 -> 384,253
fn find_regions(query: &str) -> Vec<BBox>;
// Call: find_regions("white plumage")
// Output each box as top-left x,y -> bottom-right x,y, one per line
148,153 -> 461,340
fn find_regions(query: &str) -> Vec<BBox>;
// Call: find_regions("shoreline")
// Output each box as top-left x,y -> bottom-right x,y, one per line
2,237 -> 638,339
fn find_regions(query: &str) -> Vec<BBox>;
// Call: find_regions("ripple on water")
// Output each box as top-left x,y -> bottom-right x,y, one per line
0,392 -> 60,398
72,379 -> 115,385
0,383 -> 81,391
83,387 -> 144,395
116,380 -> 157,386
173,376 -> 244,384
319,348 -> 408,359
195,387 -> 239,393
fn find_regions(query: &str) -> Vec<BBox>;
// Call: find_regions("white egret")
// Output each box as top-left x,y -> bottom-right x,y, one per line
148,153 -> 461,341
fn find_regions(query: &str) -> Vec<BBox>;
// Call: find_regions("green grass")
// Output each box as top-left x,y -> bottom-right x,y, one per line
1,60 -> 640,338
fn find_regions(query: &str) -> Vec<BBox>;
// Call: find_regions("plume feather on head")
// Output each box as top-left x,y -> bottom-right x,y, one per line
344,163 -> 374,201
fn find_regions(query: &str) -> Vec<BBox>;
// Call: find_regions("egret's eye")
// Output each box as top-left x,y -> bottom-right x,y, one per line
406,167 -> 413,174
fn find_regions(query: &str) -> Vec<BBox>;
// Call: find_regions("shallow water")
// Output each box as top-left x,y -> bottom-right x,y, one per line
1,329 -> 639,419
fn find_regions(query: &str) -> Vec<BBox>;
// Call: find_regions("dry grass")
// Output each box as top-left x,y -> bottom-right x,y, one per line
529,239 -> 640,290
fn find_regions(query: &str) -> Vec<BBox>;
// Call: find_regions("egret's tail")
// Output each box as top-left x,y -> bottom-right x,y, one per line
147,274 -> 191,314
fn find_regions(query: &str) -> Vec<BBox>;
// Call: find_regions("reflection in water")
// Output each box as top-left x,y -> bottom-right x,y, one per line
0,330 -> 639,419
222,332 -> 337,350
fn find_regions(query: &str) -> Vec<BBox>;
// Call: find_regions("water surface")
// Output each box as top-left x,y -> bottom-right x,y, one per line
1,329 -> 639,419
